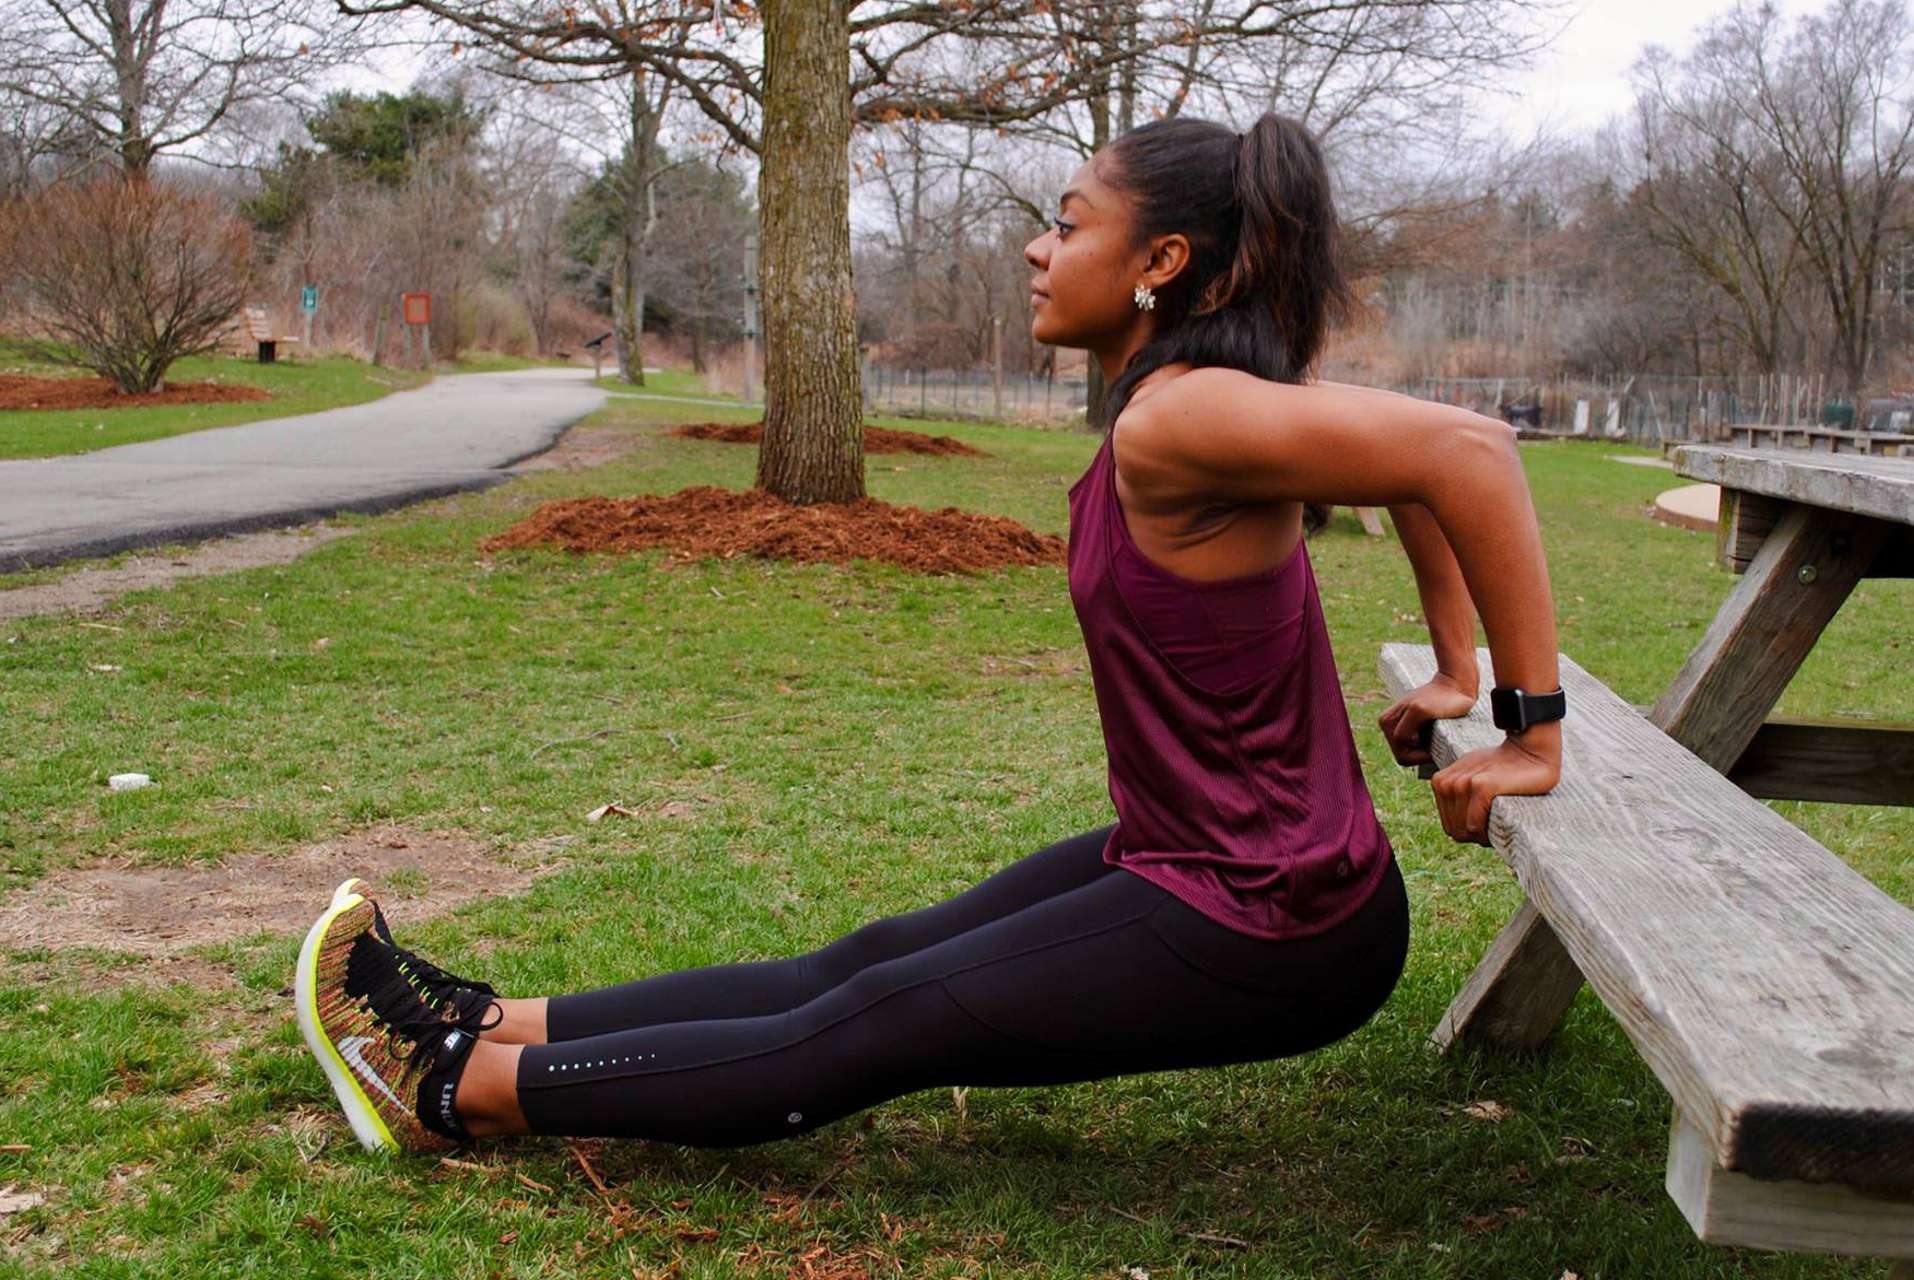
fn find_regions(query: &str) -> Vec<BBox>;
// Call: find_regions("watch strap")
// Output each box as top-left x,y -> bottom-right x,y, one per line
1490,685 -> 1566,733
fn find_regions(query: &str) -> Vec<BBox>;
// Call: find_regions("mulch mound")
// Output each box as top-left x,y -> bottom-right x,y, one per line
0,373 -> 268,410
480,485 -> 1064,575
668,420 -> 988,457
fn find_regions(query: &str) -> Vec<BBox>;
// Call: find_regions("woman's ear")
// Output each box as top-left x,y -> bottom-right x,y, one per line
1145,233 -> 1192,290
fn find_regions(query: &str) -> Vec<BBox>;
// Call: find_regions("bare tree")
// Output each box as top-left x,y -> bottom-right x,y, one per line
336,0 -> 1557,502
857,0 -> 1560,420
0,0 -> 362,180
1,175 -> 251,391
1626,0 -> 1914,394
487,102 -> 592,356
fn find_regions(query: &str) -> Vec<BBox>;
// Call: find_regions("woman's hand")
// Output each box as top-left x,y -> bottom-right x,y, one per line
1376,673 -> 1479,767
1429,728 -> 1562,846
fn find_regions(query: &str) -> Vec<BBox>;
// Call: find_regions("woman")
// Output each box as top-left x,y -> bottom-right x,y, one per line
295,112 -> 1564,1154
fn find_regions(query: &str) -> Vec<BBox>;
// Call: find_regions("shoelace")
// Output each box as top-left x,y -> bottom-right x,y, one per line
367,905 -> 501,1029
393,946 -> 500,1028
345,937 -> 499,1079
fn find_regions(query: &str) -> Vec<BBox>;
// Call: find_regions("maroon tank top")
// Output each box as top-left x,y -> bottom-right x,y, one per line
1066,426 -> 1395,940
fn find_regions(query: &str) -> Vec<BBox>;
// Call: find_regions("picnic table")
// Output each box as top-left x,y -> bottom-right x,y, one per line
1375,446 -> 1914,1269
1654,445 -> 1913,806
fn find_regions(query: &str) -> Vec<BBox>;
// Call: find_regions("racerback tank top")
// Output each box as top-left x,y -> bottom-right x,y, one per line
1066,425 -> 1396,940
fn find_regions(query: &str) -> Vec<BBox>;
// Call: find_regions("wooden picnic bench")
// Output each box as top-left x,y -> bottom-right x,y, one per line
224,305 -> 302,364
1728,423 -> 1913,457
1379,643 -> 1914,1266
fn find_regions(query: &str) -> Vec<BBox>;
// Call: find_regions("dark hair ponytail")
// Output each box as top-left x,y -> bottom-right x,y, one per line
1100,112 -> 1355,536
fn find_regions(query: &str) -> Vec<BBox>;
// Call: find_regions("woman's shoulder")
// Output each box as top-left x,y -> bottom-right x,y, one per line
1126,368 -> 1405,434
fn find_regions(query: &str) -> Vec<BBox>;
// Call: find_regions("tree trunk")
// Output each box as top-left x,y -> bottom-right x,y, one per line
612,77 -> 663,386
1084,39 -> 1115,432
757,0 -> 863,504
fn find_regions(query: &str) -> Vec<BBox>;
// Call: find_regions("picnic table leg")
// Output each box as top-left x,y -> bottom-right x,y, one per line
1429,898 -> 1586,1054
1429,502 -> 1891,1059
1648,502 -> 1893,771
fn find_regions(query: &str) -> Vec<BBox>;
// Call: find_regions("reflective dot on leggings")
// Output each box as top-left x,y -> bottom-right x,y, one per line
787,1111 -> 802,1123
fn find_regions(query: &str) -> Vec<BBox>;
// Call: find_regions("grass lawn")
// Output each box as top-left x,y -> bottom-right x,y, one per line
594,367 -> 746,399
0,392 -> 1906,1277
0,342 -> 430,462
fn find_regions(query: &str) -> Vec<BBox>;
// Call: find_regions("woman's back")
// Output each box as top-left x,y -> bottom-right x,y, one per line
1067,420 -> 1396,940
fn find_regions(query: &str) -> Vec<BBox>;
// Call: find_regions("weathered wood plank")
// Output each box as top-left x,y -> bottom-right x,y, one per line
1380,643 -> 1914,1193
1728,717 -> 1914,807
1673,445 -> 1914,524
1666,1109 -> 1914,1258
1726,424 -> 1914,456
1649,503 -> 1892,773
1428,899 -> 1586,1054
1718,489 -> 1780,573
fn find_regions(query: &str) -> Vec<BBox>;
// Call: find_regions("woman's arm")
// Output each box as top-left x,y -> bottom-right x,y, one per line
1384,501 -> 1480,696
1116,370 -> 1561,842
1308,379 -> 1481,693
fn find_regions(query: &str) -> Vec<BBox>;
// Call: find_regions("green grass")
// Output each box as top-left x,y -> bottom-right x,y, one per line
594,366 -> 741,399
0,400 -> 1906,1277
451,351 -> 574,374
0,341 -> 429,461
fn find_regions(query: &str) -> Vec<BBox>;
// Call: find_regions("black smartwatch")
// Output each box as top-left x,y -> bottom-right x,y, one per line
1489,684 -> 1566,734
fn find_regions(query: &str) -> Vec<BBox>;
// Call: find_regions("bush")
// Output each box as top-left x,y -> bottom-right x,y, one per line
0,177 -> 252,393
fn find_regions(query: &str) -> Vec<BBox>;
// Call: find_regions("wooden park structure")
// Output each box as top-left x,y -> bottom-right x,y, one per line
1728,423 -> 1913,457
224,305 -> 302,364
1378,445 -> 1914,1268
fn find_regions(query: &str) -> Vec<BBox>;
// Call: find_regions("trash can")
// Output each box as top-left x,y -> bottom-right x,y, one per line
1821,400 -> 1855,429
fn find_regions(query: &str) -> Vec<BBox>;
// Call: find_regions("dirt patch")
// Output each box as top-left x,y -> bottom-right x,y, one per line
0,524 -> 356,621
668,420 -> 989,457
0,825 -> 567,959
509,424 -> 650,473
479,486 -> 1065,576
0,373 -> 269,411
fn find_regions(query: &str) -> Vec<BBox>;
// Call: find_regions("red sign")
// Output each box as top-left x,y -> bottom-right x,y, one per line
402,292 -> 431,325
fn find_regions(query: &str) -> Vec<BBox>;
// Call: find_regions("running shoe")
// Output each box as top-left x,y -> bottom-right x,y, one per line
295,886 -> 482,1152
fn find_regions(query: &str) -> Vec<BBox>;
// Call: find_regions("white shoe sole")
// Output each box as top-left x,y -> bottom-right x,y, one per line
295,880 -> 397,1152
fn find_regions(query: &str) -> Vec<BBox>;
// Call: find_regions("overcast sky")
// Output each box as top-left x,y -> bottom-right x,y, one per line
1486,0 -> 1824,137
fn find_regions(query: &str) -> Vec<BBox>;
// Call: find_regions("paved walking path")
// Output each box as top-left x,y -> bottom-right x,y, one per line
0,367 -> 606,573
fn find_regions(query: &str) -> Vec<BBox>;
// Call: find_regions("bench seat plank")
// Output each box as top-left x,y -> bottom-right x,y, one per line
1379,643 -> 1914,1195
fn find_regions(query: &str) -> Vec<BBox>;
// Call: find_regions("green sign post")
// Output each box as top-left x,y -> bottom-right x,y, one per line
300,285 -> 318,349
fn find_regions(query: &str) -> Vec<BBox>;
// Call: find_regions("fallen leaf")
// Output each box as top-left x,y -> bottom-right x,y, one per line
1463,1100 -> 1512,1122
0,1186 -> 44,1217
586,801 -> 639,822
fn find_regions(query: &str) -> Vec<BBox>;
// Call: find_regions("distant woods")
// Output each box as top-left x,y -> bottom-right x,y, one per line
0,0 -> 1908,420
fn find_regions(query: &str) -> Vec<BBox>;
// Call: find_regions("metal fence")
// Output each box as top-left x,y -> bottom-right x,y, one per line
862,364 -> 1087,424
861,363 -> 1881,449
1393,373 -> 1858,448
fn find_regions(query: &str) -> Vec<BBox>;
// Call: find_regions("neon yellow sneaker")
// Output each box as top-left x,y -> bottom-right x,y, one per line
294,883 -> 485,1152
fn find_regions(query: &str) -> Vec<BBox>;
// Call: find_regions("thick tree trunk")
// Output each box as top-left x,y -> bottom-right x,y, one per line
757,0 -> 864,504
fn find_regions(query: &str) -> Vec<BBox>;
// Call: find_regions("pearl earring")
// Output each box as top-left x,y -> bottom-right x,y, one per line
1132,281 -> 1156,311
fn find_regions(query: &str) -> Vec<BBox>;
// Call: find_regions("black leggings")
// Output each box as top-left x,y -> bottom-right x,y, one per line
517,824 -> 1410,1146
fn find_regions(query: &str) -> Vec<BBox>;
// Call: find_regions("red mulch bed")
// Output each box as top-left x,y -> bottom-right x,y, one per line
0,374 -> 269,411
668,421 -> 988,457
479,485 -> 1064,576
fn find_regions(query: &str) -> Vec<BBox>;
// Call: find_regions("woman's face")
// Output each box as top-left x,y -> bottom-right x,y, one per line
1023,153 -> 1150,351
